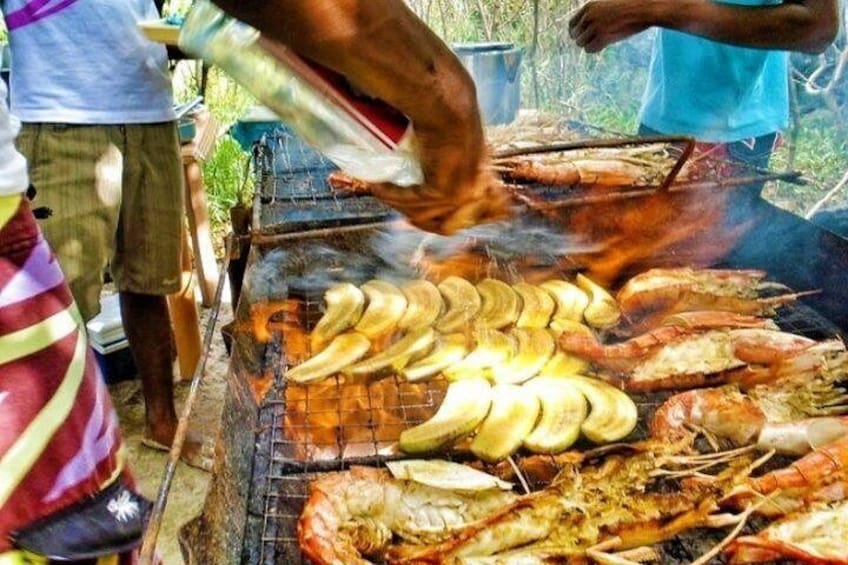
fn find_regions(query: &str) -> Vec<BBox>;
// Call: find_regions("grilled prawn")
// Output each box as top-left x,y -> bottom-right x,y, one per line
726,500 -> 848,564
297,466 -> 515,565
616,267 -> 807,332
558,319 -> 845,392
388,441 -> 752,564
650,349 -> 848,450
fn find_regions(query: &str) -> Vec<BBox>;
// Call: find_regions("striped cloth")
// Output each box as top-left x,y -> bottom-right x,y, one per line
0,195 -> 136,565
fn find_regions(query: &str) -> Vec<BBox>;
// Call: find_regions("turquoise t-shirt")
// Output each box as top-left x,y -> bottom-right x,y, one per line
638,1 -> 789,143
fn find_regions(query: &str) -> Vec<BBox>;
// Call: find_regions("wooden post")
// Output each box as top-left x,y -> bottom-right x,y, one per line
167,227 -> 201,381
181,109 -> 221,307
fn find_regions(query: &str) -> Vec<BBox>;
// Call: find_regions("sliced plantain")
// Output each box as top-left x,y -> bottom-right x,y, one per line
398,279 -> 444,332
475,278 -> 521,329
560,374 -> 638,444
310,282 -> 366,352
576,273 -> 621,329
470,384 -> 541,462
287,332 -> 371,384
541,280 -> 590,327
343,327 -> 436,379
548,317 -> 597,340
355,279 -> 408,339
398,377 -> 493,455
443,328 -> 515,381
512,282 -> 556,329
539,350 -> 590,379
522,375 -> 588,454
490,328 -> 556,385
402,332 -> 470,382
435,276 -> 482,333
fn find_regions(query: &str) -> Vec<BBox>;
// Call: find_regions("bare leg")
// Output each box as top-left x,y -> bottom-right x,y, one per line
120,291 -> 177,443
120,291 -> 212,470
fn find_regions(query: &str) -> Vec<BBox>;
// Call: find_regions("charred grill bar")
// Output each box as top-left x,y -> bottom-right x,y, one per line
180,127 -> 848,565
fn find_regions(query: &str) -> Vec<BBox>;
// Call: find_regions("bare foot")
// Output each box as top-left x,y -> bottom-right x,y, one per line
141,429 -> 215,472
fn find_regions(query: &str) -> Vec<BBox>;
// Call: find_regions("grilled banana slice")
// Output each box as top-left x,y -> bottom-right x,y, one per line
398,377 -> 493,455
310,282 -> 366,352
355,280 -> 408,339
576,273 -> 621,329
561,374 -> 638,444
548,317 -> 597,341
287,332 -> 371,384
539,350 -> 589,380
475,278 -> 521,329
435,276 -> 482,333
522,375 -> 588,454
541,280 -> 590,327
470,384 -> 541,462
402,333 -> 470,382
512,282 -> 555,329
398,280 -> 444,332
343,327 -> 436,379
443,328 -> 515,381
490,328 -> 556,385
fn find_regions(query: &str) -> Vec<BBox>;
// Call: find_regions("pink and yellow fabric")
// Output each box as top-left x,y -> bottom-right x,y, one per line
0,195 -> 136,565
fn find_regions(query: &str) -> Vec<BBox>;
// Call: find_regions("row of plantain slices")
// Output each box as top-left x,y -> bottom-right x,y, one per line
397,355 -> 639,462
286,275 -> 622,385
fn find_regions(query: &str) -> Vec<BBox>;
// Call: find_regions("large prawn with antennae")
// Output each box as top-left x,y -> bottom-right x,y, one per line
297,441 -> 757,564
558,310 -> 846,392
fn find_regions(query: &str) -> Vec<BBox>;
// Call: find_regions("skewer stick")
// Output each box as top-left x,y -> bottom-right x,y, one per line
507,455 -> 532,495
138,235 -> 233,565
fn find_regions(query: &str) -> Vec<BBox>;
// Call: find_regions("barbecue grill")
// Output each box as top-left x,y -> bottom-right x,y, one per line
180,125 -> 848,565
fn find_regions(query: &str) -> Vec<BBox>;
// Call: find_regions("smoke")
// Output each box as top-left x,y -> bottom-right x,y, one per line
369,218 -> 599,281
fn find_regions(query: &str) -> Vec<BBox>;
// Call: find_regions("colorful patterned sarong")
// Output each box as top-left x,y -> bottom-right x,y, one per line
0,194 -> 137,564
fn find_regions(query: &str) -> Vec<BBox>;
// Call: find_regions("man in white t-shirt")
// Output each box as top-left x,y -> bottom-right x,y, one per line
1,80 -> 149,564
3,0 -> 212,470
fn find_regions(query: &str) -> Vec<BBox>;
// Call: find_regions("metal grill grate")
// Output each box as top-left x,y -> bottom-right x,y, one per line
253,129 -> 393,234
253,282 -> 843,564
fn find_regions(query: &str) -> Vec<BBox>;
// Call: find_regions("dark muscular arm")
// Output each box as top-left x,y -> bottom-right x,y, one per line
569,0 -> 839,54
211,0 -> 510,234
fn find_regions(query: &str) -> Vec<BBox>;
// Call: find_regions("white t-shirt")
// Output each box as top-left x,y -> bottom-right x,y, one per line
4,0 -> 175,124
0,81 -> 28,196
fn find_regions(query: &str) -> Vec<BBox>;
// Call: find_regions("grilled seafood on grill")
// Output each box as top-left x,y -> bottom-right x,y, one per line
493,154 -> 662,188
558,316 -> 846,392
725,500 -> 848,564
616,267 -> 806,333
387,441 -> 753,564
650,366 -> 848,452
728,434 -> 848,516
298,464 -> 516,565
298,441 -> 754,565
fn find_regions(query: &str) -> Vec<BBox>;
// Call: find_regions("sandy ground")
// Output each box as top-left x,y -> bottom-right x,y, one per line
109,299 -> 232,565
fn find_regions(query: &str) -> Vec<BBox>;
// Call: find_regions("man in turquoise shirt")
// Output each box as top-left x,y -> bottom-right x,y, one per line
569,0 -> 839,195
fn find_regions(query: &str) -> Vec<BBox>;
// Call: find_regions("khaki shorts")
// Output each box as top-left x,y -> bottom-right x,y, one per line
17,122 -> 184,321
